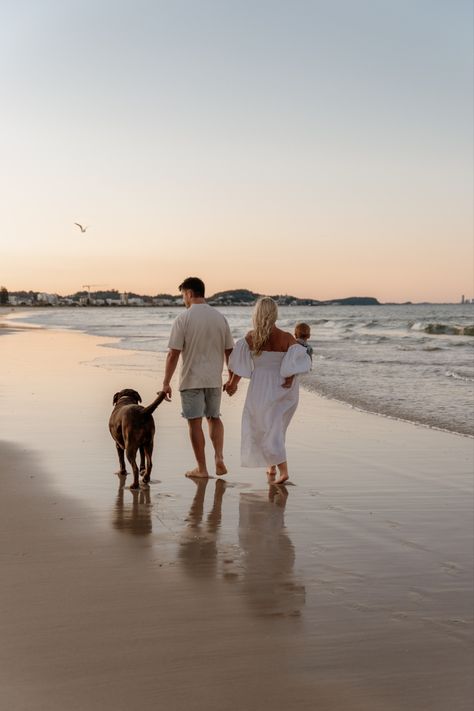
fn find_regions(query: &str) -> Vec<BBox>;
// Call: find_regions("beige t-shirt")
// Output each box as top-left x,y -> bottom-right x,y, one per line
168,304 -> 234,390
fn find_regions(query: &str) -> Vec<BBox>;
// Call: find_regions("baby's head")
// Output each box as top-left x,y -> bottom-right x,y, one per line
295,322 -> 311,342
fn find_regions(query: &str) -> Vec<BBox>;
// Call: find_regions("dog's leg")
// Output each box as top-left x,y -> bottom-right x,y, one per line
139,446 -> 146,475
116,444 -> 127,475
126,448 -> 140,489
142,444 -> 153,484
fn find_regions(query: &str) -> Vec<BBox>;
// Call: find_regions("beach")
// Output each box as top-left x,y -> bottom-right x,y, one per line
0,324 -> 473,710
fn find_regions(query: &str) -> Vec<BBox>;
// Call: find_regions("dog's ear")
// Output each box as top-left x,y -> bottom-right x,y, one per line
133,390 -> 142,403
113,392 -> 120,405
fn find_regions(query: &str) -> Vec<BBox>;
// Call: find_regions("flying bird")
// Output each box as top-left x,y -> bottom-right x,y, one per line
74,223 -> 89,233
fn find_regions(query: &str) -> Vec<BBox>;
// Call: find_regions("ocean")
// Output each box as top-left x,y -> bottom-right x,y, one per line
6,303 -> 474,436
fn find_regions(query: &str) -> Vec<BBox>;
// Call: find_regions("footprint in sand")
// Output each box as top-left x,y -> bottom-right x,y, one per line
398,538 -> 432,553
391,611 -> 410,621
421,617 -> 471,642
408,589 -> 431,604
440,561 -> 462,575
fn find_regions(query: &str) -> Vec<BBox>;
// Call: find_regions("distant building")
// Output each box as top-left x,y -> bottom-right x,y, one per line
152,297 -> 175,306
461,295 -> 465,304
37,292 -> 58,305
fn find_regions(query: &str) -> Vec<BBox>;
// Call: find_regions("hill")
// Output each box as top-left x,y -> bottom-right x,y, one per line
208,290 -> 379,306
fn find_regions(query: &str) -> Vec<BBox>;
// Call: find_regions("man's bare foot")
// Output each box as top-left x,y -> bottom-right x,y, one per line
215,459 -> 228,476
185,468 -> 210,479
274,475 -> 289,485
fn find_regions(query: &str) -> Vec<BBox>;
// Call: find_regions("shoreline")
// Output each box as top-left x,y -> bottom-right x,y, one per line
0,326 -> 473,710
302,379 -> 474,440
2,308 -> 472,439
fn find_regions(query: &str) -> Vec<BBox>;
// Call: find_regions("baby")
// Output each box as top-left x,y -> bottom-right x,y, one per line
282,322 -> 313,389
295,322 -> 313,359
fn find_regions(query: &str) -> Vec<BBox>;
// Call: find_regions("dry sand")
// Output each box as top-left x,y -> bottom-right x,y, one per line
0,326 -> 472,710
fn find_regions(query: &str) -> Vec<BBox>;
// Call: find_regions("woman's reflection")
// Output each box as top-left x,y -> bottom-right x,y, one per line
178,479 -> 226,578
238,486 -> 305,617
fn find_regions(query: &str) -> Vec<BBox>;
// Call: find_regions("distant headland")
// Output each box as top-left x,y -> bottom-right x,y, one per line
1,286 -> 381,307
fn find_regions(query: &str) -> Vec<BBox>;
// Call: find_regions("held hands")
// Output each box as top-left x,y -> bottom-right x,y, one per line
223,380 -> 238,397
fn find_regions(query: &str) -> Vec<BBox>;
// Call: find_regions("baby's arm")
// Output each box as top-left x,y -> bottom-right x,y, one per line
282,375 -> 295,389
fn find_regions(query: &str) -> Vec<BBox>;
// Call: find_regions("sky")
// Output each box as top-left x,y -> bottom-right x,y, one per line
1,0 -> 472,302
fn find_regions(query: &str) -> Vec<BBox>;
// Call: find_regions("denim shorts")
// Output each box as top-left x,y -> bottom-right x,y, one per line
180,387 -> 222,419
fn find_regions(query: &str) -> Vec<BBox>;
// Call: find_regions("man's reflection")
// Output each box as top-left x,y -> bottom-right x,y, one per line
238,486 -> 305,617
178,479 -> 226,578
112,475 -> 153,535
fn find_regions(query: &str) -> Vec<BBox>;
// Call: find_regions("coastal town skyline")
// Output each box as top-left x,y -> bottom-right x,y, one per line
2,1 -> 472,303
2,285 -> 472,307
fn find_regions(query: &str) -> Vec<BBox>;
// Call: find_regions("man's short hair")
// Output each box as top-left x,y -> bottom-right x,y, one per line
179,277 -> 205,297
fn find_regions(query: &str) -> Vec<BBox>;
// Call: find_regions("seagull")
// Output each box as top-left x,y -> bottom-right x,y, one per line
74,223 -> 89,233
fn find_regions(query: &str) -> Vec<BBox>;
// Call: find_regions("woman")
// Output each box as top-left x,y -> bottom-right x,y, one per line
225,297 -> 311,484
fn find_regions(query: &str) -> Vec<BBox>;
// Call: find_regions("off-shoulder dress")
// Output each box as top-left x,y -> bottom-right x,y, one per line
229,339 -> 312,468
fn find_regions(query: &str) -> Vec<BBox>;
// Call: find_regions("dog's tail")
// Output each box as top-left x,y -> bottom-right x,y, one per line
142,391 -> 167,416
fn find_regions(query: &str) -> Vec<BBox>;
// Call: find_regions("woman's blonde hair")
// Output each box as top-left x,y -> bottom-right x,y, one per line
252,297 -> 278,355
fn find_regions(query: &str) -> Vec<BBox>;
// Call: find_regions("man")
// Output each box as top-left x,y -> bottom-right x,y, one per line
162,277 -> 234,478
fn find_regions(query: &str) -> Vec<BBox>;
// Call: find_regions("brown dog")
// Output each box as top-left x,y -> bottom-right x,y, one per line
109,389 -> 167,489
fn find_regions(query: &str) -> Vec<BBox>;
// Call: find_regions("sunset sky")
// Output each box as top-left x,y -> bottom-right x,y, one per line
1,0 -> 472,302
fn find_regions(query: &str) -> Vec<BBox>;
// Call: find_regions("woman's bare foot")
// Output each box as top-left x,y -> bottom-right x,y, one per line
215,459 -> 228,476
274,461 -> 289,485
185,468 -> 210,479
266,466 -> 276,483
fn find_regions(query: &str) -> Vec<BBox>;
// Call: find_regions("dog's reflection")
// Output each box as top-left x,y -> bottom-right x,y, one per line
238,486 -> 305,617
113,475 -> 153,535
178,479 -> 226,578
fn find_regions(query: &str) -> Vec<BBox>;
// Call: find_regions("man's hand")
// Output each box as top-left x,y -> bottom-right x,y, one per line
162,349 -> 180,402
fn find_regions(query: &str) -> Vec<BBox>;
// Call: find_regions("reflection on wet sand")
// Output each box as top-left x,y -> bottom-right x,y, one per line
177,481 -> 305,617
113,475 -> 153,535
178,479 -> 226,578
239,486 -> 305,617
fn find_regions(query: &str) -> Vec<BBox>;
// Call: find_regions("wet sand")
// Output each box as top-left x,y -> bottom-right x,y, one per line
0,327 -> 472,710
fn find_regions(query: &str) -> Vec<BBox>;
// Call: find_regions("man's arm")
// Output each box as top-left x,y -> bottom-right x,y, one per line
162,349 -> 180,399
223,347 -> 234,390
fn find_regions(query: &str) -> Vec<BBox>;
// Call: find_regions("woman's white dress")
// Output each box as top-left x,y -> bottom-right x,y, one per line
229,339 -> 312,467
